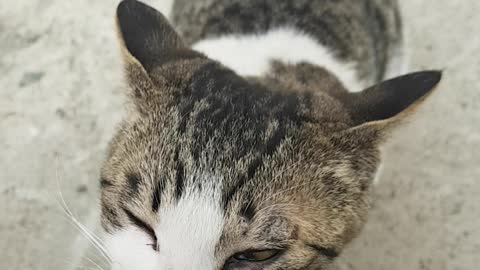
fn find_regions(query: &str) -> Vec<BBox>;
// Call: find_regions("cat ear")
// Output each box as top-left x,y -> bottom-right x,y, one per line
337,71 -> 442,142
116,0 -> 186,71
115,0 -> 206,112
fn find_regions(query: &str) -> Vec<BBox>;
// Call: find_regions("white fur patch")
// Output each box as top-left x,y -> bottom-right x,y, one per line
155,188 -> 224,269
105,186 -> 224,270
193,27 -> 367,92
106,227 -> 159,270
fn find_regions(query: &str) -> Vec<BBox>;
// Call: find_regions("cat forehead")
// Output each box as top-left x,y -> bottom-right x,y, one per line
101,99 -> 371,219
100,146 -> 371,236
101,121 -> 362,213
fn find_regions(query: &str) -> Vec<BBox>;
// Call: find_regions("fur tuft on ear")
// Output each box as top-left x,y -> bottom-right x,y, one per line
116,0 -> 186,71
336,71 -> 442,142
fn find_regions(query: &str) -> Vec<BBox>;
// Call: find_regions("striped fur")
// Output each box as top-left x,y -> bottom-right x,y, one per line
99,1 -> 441,269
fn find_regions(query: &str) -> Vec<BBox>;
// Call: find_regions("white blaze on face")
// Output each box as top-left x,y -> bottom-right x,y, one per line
106,227 -> 159,270
105,187 -> 224,270
156,188 -> 224,269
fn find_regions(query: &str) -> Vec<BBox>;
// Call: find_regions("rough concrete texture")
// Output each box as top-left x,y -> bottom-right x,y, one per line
0,1 -> 478,269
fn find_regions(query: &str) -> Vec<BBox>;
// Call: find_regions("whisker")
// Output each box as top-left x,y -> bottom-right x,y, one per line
53,166 -> 112,265
59,203 -> 113,264
84,256 -> 107,270
59,257 -> 103,270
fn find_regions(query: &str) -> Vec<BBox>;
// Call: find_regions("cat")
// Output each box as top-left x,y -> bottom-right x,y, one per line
99,0 -> 441,269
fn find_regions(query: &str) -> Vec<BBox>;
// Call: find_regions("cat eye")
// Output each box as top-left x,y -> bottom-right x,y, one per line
123,208 -> 158,251
233,249 -> 280,262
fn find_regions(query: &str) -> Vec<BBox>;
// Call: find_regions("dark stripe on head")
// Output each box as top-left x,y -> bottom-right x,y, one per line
321,172 -> 340,187
100,177 -> 113,189
222,96 -> 296,209
222,130 -> 286,209
101,203 -> 122,230
174,161 -> 185,200
175,62 -> 219,134
240,199 -> 256,221
126,172 -> 142,196
170,60 -> 311,211
152,178 -> 164,212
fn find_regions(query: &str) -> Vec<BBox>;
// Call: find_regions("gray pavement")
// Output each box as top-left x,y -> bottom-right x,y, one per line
1,1 -> 478,269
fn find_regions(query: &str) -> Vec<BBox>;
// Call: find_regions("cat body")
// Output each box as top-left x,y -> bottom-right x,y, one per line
99,1 -> 440,269
173,0 -> 405,89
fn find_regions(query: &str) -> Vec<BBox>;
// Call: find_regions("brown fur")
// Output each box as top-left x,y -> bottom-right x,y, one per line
99,1 -> 441,269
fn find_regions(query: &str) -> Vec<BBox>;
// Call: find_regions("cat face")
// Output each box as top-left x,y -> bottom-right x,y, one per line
99,1 -> 441,269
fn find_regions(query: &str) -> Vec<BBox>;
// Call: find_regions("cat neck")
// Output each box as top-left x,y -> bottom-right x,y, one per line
192,27 -> 367,93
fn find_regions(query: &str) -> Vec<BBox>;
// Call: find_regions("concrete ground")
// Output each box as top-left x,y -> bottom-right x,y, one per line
0,0 -> 478,269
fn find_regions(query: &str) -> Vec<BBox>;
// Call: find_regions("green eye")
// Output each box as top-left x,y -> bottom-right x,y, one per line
233,249 -> 280,262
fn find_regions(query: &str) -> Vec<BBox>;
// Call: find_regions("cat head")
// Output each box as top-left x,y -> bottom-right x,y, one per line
100,1 -> 441,269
